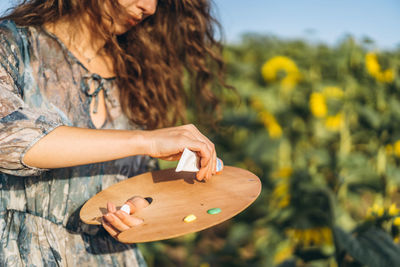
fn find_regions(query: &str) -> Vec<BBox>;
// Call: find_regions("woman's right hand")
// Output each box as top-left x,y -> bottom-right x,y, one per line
142,124 -> 217,181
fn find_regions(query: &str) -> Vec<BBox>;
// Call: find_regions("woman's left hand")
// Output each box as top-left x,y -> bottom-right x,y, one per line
102,196 -> 149,238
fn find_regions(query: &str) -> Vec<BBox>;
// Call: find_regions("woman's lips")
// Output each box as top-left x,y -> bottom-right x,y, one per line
127,16 -> 142,26
127,19 -> 137,26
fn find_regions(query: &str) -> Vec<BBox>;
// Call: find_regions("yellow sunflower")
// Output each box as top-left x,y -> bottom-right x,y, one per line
261,56 -> 301,91
365,52 -> 395,83
310,92 -> 327,118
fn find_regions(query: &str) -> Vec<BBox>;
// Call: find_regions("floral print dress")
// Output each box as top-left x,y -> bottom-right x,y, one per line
0,20 -> 157,266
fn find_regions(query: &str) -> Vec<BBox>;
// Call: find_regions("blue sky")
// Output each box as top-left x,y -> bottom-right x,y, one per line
1,0 -> 399,50
214,0 -> 400,50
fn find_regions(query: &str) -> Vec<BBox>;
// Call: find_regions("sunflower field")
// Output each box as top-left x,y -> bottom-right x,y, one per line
140,35 -> 400,267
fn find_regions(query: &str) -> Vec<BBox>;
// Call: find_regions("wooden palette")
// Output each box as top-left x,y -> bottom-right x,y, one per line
80,166 -> 261,243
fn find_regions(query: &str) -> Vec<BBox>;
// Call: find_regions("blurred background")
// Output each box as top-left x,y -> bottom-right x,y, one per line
2,0 -> 400,266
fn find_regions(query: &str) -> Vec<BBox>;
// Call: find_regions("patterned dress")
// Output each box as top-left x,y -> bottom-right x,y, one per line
0,20 -> 157,266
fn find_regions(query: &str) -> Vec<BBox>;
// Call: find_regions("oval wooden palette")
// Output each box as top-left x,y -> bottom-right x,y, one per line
80,166 -> 261,243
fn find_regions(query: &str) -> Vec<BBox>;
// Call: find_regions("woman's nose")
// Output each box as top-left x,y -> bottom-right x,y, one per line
137,0 -> 157,16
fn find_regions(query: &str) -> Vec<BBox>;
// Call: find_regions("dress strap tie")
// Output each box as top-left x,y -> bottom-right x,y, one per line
80,73 -> 106,114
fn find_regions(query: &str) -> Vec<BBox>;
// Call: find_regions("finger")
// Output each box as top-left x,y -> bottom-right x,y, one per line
188,126 -> 215,162
184,138 -> 215,180
210,149 -> 217,178
185,134 -> 215,179
204,158 -> 213,181
115,210 -> 144,227
103,213 -> 130,232
200,148 -> 212,178
107,202 -> 117,213
128,196 -> 150,211
196,162 -> 208,181
102,219 -> 119,237
189,141 -> 211,166
209,146 -> 217,178
202,144 -> 214,180
186,125 -> 216,163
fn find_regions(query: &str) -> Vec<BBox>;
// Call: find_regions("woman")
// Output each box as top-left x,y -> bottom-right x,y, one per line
0,0 -> 230,265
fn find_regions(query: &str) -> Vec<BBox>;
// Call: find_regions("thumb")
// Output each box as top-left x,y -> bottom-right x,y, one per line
159,152 -> 183,161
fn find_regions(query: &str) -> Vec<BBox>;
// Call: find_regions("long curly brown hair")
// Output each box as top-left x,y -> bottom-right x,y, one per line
1,0 -> 232,129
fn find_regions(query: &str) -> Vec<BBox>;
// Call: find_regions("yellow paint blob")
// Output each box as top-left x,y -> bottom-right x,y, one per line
183,214 -> 197,223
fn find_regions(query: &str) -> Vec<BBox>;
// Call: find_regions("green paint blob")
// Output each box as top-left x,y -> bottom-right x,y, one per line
207,208 -> 221,215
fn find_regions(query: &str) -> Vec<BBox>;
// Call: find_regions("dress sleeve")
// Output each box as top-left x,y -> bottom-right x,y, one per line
0,20 -> 65,176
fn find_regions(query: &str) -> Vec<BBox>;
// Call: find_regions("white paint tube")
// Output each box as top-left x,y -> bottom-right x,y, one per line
175,148 -> 223,173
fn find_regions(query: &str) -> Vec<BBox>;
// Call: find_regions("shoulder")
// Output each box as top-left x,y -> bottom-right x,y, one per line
0,19 -> 18,31
0,20 -> 30,56
0,20 -> 30,90
0,20 -> 24,40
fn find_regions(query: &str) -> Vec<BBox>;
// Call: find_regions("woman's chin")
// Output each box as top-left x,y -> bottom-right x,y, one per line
113,24 -> 133,35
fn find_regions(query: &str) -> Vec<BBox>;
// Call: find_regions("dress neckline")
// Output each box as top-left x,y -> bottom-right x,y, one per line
38,25 -> 116,81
